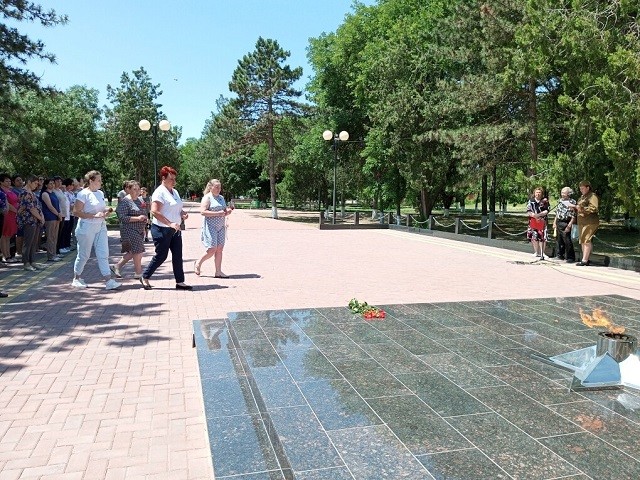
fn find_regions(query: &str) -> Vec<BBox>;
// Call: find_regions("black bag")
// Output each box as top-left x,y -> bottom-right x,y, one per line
121,239 -> 132,253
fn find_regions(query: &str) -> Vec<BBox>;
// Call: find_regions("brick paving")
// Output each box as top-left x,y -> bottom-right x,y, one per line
1,206 -> 639,479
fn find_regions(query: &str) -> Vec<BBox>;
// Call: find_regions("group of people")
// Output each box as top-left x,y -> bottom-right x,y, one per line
0,166 -> 234,296
527,180 -> 599,266
0,173 -> 83,297
105,166 -> 234,291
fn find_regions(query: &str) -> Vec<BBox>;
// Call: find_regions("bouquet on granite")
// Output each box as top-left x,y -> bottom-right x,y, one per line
348,298 -> 386,320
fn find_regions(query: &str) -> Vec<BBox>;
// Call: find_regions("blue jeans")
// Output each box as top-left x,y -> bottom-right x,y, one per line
142,224 -> 185,283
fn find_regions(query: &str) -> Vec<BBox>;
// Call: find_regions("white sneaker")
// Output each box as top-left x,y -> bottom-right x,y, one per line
105,279 -> 121,290
71,278 -> 87,288
24,265 -> 37,271
59,248 -> 70,254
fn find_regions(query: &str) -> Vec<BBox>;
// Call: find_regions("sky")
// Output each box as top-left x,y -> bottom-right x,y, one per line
17,0 -> 375,142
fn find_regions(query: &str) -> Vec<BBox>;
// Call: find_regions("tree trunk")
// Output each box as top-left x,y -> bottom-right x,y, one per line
489,166 -> 496,215
481,175 -> 488,216
267,121 -> 278,219
420,188 -> 436,217
528,77 -> 538,164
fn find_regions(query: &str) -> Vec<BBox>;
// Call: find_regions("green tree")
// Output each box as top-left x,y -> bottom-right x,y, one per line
104,67 -> 180,192
184,96 -> 265,200
0,1 -> 67,101
228,37 -> 304,219
523,0 -> 640,217
0,1 -> 67,169
2,86 -> 101,177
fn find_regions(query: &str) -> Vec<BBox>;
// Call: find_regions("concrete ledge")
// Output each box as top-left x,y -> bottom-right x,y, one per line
389,225 -> 639,272
319,223 -> 389,230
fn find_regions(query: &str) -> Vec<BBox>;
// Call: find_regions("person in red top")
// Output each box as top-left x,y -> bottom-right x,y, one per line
0,173 -> 19,263
527,186 -> 549,260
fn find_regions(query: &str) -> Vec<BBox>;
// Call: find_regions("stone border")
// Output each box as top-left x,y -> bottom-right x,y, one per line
390,224 -> 639,272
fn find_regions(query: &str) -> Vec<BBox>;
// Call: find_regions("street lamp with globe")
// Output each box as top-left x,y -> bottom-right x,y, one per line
139,119 -> 171,188
322,129 -> 349,224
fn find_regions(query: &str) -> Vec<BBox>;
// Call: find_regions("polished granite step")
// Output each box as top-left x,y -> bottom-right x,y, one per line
194,295 -> 640,479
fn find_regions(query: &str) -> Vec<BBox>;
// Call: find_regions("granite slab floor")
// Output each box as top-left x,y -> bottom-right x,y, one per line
193,295 -> 640,480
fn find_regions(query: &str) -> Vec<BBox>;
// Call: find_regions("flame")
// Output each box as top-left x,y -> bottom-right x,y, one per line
579,308 -> 626,334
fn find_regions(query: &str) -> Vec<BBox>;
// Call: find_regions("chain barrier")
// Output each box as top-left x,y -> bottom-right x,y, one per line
592,235 -> 639,251
432,217 -> 456,228
492,222 -> 528,237
459,219 -> 489,231
409,215 -> 430,226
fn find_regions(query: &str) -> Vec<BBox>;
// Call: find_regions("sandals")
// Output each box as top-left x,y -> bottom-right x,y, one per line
194,261 -> 201,276
110,265 -> 122,278
139,277 -> 152,290
214,272 -> 229,279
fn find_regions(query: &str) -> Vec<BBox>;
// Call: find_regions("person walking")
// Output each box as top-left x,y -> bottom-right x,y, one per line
552,187 -> 577,263
71,170 -> 121,290
139,166 -> 192,290
194,179 -> 233,278
111,180 -> 147,279
568,180 -> 599,266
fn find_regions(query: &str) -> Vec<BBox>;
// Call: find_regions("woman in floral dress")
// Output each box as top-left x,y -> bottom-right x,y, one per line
194,179 -> 233,278
17,175 -> 45,271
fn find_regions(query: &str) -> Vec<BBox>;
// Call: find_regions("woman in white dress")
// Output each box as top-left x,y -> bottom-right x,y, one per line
194,179 -> 233,278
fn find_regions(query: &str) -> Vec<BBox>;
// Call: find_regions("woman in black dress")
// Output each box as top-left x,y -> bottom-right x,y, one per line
111,180 -> 147,278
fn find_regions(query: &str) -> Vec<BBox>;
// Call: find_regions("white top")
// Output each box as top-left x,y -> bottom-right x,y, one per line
54,188 -> 69,218
151,185 -> 183,227
76,188 -> 107,223
64,191 -> 76,220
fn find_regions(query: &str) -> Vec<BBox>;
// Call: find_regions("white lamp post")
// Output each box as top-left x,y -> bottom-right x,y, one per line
139,119 -> 171,188
322,130 -> 349,224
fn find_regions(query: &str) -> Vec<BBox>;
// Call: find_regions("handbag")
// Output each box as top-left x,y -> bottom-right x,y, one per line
571,224 -> 578,240
121,239 -> 132,253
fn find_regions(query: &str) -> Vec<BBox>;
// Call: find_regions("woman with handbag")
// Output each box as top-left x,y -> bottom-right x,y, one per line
111,180 -> 147,279
526,186 -> 549,259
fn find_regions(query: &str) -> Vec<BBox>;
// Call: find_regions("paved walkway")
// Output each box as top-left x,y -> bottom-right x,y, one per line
1,207 -> 639,479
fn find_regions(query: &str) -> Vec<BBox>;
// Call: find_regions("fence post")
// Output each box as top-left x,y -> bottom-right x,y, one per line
455,217 -> 460,235
319,211 -> 324,225
355,211 -> 360,225
406,214 -> 411,228
428,215 -> 434,230
487,222 -> 493,239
